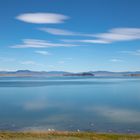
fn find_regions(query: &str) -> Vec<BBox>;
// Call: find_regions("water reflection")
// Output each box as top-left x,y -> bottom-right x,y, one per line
0,81 -> 119,87
85,106 -> 140,123
0,77 -> 140,133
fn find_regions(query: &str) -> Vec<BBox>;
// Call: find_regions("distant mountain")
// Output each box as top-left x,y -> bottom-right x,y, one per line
0,70 -> 71,77
45,71 -> 71,75
0,70 -> 140,77
89,71 -> 140,77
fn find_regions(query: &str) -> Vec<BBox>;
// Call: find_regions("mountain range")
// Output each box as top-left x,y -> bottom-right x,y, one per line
0,70 -> 140,77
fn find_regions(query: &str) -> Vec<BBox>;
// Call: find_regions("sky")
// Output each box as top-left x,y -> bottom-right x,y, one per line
0,0 -> 140,72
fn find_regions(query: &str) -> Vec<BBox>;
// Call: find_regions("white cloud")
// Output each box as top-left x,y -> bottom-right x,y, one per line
94,28 -> 140,42
80,39 -> 110,44
61,27 -> 140,44
16,13 -> 69,24
11,39 -> 79,48
35,50 -> 51,56
20,61 -> 37,65
110,59 -> 123,62
20,60 -> 44,67
40,27 -> 140,43
84,27 -> 140,44
121,50 -> 140,56
39,28 -> 78,36
62,39 -> 110,44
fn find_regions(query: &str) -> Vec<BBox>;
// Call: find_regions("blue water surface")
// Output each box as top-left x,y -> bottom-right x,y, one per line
0,76 -> 140,133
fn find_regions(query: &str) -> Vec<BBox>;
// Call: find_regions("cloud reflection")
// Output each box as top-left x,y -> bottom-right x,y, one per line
23,101 -> 47,111
86,106 -> 140,123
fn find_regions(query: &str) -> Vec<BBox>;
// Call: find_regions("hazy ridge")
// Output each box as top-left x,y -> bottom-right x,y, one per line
0,70 -> 140,77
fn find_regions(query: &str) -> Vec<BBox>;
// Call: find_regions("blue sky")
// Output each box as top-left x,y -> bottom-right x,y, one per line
0,0 -> 140,72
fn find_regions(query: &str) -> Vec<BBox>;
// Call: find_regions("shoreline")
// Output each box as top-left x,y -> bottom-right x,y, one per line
0,131 -> 140,140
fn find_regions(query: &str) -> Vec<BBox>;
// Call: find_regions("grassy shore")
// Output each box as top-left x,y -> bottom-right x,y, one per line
0,131 -> 140,140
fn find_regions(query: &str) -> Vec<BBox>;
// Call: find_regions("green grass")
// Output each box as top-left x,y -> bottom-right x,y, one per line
0,131 -> 140,140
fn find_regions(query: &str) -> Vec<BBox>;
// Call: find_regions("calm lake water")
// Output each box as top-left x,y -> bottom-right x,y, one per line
0,77 -> 140,133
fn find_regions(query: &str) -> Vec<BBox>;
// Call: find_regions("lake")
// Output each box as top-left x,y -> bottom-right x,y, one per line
0,77 -> 140,133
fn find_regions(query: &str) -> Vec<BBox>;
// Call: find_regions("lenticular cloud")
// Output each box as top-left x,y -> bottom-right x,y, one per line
16,13 -> 69,24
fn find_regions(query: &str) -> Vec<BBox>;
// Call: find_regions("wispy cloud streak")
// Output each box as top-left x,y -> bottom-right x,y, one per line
121,50 -> 140,56
60,27 -> 140,44
39,28 -> 78,36
10,39 -> 79,48
35,50 -> 51,56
